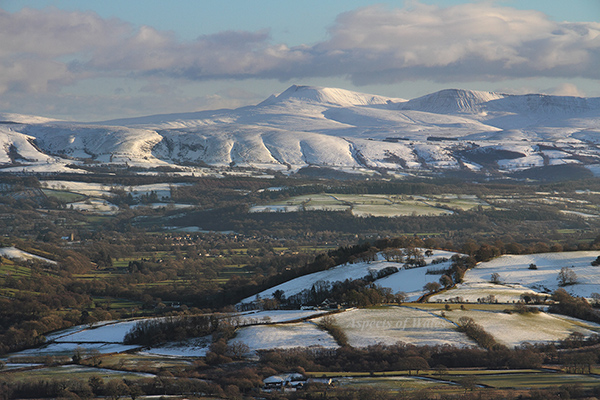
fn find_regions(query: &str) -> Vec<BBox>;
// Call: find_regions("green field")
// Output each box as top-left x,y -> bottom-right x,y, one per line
3,364 -> 153,382
250,193 -> 468,217
0,260 -> 32,278
309,369 -> 600,391
41,189 -> 87,203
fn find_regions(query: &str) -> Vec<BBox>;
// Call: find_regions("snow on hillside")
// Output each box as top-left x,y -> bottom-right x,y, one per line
0,113 -> 57,124
2,85 -> 600,175
402,89 -> 506,114
142,336 -> 213,357
12,342 -> 138,357
0,247 -> 57,264
375,260 -> 454,301
54,320 -> 139,343
22,124 -> 165,165
0,127 -> 56,164
232,322 -> 339,353
322,307 -> 476,348
444,309 -> 600,347
429,282 -> 539,303
462,251 -> 600,298
241,249 -> 600,308
236,309 -> 329,324
259,85 -> 404,108
239,249 -> 459,304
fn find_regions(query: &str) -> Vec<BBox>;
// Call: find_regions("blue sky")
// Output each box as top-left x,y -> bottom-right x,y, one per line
1,0 -> 599,120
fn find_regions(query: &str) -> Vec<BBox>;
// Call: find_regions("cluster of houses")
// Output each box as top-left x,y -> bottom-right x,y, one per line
262,373 -> 333,391
238,297 -> 341,312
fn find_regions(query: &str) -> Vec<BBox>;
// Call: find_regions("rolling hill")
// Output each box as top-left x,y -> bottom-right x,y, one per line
2,85 -> 600,179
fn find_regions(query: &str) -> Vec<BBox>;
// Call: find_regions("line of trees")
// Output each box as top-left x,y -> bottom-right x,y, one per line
123,314 -> 220,346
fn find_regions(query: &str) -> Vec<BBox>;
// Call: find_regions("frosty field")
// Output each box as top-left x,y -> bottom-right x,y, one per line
462,251 -> 600,298
321,307 -> 476,348
250,193 -> 459,217
0,246 -> 57,264
239,249 -> 458,304
429,282 -> 540,303
233,322 -> 339,353
443,309 -> 600,347
236,309 -> 329,324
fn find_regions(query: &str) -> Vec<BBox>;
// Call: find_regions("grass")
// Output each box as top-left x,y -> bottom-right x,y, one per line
336,375 -> 446,391
308,369 -> 600,390
412,303 -> 514,312
471,372 -> 600,389
253,193 -> 463,217
92,297 -> 143,309
41,189 -> 86,203
2,364 -> 152,382
98,353 -> 194,373
73,272 -> 118,280
0,260 -> 32,278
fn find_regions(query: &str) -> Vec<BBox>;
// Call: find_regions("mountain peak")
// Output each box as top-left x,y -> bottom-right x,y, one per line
259,85 -> 403,107
402,88 -> 506,114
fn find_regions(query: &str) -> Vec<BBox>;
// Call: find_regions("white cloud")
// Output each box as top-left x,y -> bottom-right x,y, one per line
549,83 -> 586,97
1,2 -> 599,118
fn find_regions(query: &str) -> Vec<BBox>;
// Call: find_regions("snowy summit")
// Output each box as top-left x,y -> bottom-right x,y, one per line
1,85 -> 600,178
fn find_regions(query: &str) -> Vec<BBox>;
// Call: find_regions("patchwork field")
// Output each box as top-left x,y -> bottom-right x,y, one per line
429,282 -> 540,303
442,309 -> 600,347
239,249 -> 458,303
320,307 -> 476,348
1,364 -> 155,382
249,193 -> 459,217
463,251 -> 600,298
233,322 -> 339,353
0,246 -> 57,264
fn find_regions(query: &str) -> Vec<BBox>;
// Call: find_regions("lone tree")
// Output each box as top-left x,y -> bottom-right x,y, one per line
395,291 -> 408,303
490,272 -> 501,284
424,282 -> 441,293
439,274 -> 453,288
558,266 -> 578,286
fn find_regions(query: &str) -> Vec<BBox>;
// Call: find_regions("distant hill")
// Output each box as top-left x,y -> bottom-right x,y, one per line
1,85 -> 599,180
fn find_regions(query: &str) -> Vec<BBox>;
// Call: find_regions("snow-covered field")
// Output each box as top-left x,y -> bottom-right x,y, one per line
323,307 -> 476,347
40,180 -> 188,199
70,198 -> 118,214
53,320 -> 140,343
462,251 -> 600,299
375,261 -> 455,301
236,309 -> 329,324
232,322 -> 339,353
131,202 -> 194,210
41,181 -> 113,197
0,246 -> 57,264
142,336 -> 212,358
429,282 -> 540,303
11,342 -> 138,357
250,193 -> 456,217
444,309 -> 600,347
240,249 -> 458,304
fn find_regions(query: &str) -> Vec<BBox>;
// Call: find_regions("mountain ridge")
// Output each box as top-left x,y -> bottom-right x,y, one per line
2,85 -> 600,179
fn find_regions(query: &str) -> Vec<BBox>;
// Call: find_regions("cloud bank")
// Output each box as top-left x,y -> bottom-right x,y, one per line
1,2 -> 598,118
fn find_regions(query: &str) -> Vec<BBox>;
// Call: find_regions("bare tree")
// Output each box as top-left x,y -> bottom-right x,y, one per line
490,272 -> 501,284
395,291 -> 408,303
424,282 -> 441,293
226,340 -> 250,359
558,267 -> 578,286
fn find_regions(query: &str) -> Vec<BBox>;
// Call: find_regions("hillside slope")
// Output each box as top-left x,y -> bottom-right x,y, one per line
2,85 -> 600,177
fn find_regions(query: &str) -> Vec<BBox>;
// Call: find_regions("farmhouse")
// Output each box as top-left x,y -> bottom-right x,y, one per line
263,373 -> 307,390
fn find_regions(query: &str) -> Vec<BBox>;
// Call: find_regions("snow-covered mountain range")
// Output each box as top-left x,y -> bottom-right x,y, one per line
2,85 -> 600,178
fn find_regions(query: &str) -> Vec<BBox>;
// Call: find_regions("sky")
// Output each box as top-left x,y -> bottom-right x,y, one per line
1,0 -> 599,121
